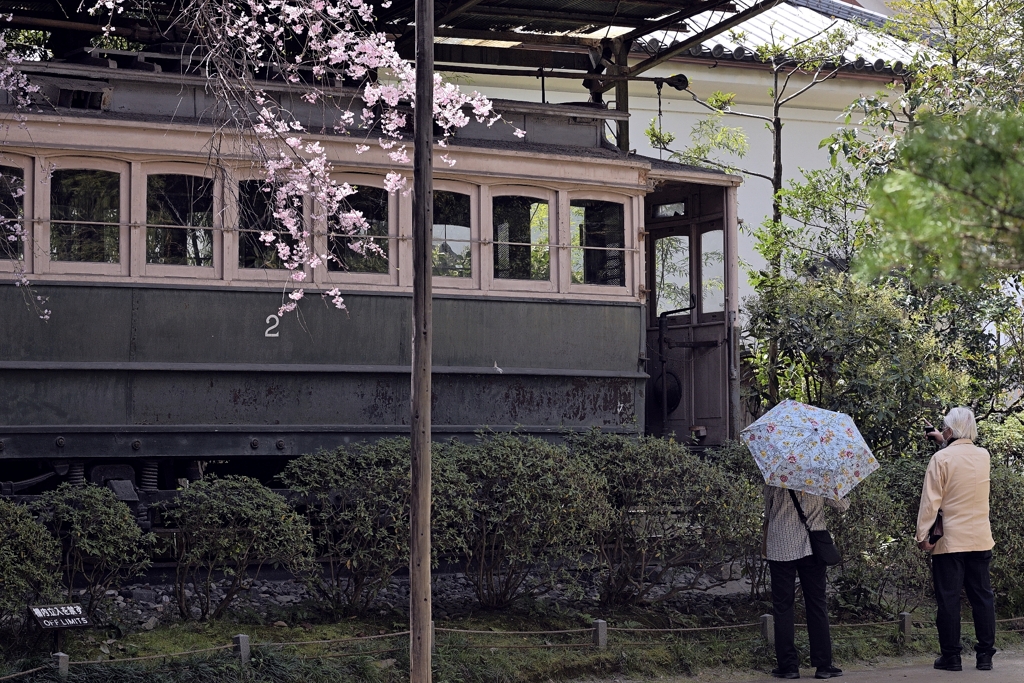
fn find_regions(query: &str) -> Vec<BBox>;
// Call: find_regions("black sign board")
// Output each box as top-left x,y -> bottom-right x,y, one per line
30,604 -> 91,629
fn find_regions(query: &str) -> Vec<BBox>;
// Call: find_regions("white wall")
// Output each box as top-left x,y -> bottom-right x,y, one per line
445,57 -> 894,305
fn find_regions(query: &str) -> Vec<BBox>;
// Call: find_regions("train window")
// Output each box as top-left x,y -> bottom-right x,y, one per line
700,227 -> 725,314
49,169 -> 120,263
0,166 -> 24,260
146,174 -> 214,267
654,234 -> 690,315
654,201 -> 686,218
329,185 -> 389,273
569,199 -> 625,287
433,190 -> 471,278
492,196 -> 549,281
237,180 -> 302,269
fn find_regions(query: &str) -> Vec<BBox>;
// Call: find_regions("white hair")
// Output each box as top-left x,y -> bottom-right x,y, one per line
944,406 -> 978,442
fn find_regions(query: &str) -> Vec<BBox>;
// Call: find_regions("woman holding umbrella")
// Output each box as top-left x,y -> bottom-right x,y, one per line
764,486 -> 848,679
744,400 -> 879,680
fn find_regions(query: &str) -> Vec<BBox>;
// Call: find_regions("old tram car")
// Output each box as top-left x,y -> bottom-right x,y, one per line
0,57 -> 740,512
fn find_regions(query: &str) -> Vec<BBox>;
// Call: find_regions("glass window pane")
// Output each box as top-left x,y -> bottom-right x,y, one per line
0,166 -> 25,260
654,235 -> 690,315
701,228 -> 725,313
50,169 -> 120,263
569,199 -> 624,286
433,190 -> 471,278
147,174 -> 214,267
237,180 -> 303,269
329,185 -> 389,274
654,202 -> 686,219
493,195 -> 549,281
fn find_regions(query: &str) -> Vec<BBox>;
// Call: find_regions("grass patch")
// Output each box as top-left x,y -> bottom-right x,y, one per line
2,602 -> 1022,683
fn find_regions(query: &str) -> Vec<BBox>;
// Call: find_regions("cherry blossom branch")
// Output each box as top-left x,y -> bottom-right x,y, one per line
84,0 -> 520,315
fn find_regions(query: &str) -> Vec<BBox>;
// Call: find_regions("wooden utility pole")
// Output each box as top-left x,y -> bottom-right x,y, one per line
410,0 -> 434,679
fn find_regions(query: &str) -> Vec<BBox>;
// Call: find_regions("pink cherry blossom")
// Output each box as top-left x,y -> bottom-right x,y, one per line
7,0 -> 515,315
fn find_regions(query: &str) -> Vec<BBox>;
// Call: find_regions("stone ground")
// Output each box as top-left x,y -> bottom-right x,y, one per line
585,652 -> 1024,683
746,652 -> 1024,683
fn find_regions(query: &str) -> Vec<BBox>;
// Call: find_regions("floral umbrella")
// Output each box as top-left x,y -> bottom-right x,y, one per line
742,399 -> 878,500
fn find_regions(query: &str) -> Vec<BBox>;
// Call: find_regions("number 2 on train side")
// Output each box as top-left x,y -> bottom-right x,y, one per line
265,315 -> 280,337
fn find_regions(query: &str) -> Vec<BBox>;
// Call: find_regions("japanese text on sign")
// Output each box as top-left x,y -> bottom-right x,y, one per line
30,604 -> 91,629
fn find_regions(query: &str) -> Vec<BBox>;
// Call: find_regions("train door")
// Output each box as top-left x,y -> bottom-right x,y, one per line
645,183 -> 733,445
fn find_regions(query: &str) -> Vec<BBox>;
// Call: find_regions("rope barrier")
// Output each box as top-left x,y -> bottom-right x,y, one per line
35,612 -> 1024,672
435,627 -> 592,635
68,644 -> 233,665
830,620 -> 900,628
612,634 -> 761,647
261,631 -> 410,647
0,666 -> 47,681
318,646 -> 404,659
457,642 -> 593,650
607,622 -> 758,633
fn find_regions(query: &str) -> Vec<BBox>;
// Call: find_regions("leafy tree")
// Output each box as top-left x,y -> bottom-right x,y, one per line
650,27 -> 862,402
162,476 -> 315,620
0,499 -> 59,632
745,272 -> 971,455
865,110 -> 1024,285
32,484 -> 153,617
650,27 -> 858,261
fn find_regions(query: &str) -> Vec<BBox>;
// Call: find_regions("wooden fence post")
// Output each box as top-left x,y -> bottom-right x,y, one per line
593,619 -> 607,649
233,634 -> 250,667
760,614 -> 774,643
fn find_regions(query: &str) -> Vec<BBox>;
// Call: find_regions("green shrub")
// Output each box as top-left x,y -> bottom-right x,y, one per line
713,439 -> 772,598
828,460 -> 930,618
162,476 -> 315,620
989,460 -> 1024,613
452,433 -> 609,608
566,432 -> 761,606
0,499 -> 60,632
280,438 -> 469,614
979,417 -> 1024,467
32,484 -> 153,617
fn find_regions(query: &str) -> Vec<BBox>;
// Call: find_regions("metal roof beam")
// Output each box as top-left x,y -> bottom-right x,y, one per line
433,43 -> 592,69
434,27 -> 604,47
617,0 -> 737,42
463,5 -> 690,30
394,0 -> 491,50
0,13 -> 164,42
598,0 -> 782,92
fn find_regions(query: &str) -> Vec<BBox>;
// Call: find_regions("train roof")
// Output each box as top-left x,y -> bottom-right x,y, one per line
449,137 -> 740,186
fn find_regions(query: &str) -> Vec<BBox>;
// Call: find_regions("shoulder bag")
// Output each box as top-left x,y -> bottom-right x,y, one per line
788,489 -> 842,566
928,510 -> 944,544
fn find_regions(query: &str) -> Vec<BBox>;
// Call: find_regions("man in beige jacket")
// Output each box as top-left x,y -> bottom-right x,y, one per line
917,407 -> 996,672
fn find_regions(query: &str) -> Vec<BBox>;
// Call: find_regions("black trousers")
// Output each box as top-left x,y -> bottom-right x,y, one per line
931,550 -> 996,657
770,555 -> 833,670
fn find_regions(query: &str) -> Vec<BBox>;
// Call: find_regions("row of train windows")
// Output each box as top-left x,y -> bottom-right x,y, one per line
0,167 -> 626,286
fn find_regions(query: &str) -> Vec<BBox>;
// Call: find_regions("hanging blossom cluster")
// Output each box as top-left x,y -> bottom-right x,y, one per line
0,21 -> 38,112
87,0 -> 522,315
0,23 -> 49,320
